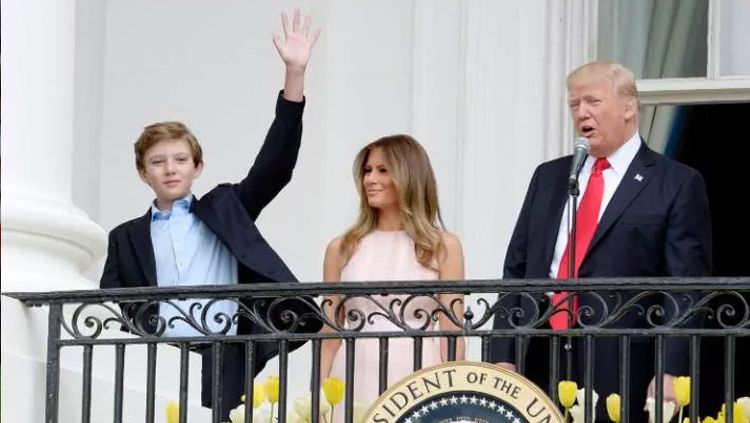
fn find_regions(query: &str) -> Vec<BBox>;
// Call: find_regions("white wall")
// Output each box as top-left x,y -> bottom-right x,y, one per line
66,0 -> 590,412
79,0 -> 582,282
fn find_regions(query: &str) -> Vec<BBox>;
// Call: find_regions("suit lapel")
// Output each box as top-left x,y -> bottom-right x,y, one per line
191,192 -> 285,281
585,142 -> 656,256
128,209 -> 157,286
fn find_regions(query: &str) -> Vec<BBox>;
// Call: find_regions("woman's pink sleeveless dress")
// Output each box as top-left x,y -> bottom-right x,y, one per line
329,230 -> 443,420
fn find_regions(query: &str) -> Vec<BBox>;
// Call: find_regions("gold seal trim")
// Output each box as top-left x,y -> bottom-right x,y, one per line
362,361 -> 565,423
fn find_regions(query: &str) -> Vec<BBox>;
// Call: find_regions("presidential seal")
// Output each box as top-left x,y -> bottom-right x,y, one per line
362,362 -> 564,423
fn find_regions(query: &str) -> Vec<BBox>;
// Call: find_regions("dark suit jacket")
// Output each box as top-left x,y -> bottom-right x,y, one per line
100,92 -> 321,375
490,140 -> 711,385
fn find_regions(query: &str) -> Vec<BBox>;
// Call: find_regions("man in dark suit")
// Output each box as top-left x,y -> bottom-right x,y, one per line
100,10 -> 322,419
490,62 -> 711,421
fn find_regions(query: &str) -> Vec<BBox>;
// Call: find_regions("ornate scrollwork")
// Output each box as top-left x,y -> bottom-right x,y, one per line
57,287 -> 749,340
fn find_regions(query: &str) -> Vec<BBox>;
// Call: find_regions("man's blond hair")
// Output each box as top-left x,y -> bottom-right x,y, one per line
567,61 -> 640,106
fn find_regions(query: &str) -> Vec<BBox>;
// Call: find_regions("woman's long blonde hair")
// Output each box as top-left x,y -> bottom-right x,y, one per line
340,134 -> 446,269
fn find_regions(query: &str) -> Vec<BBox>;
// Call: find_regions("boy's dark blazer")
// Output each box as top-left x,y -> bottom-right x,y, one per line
100,92 -> 322,376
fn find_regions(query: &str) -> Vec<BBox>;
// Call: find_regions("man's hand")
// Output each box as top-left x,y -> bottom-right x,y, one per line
273,9 -> 321,73
495,362 -> 518,372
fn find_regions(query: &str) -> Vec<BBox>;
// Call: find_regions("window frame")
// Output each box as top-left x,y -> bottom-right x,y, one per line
589,0 -> 750,105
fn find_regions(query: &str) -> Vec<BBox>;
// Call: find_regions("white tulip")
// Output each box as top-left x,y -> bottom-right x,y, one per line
292,391 -> 331,421
285,409 -> 307,423
228,404 -> 245,423
353,401 -> 370,423
569,404 -> 585,423
575,387 -> 599,409
228,404 -> 271,423
251,408 -> 270,423
644,397 -> 676,423
293,394 -> 312,420
739,397 -> 750,419
569,388 -> 599,422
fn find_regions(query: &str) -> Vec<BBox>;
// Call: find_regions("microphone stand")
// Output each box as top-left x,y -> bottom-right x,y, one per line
564,178 -> 580,382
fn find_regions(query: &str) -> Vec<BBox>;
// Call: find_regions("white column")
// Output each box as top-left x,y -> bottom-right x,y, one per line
1,1 -> 106,421
1,0 -> 106,292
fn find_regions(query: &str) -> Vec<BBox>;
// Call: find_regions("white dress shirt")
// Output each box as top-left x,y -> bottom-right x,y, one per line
548,132 -> 642,278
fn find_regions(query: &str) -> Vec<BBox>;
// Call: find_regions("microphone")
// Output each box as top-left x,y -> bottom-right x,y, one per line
568,138 -> 591,191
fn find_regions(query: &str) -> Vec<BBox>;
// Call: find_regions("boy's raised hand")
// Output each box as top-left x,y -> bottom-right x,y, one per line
273,9 -> 321,72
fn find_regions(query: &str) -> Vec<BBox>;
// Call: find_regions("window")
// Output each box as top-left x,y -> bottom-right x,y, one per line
591,0 -> 750,151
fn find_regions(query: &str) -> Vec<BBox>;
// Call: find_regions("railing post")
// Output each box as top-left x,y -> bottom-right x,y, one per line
549,335 -> 560,404
114,344 -> 126,423
584,335 -> 594,423
245,341 -> 257,423
211,342 -> 224,423
689,335 -> 700,423
724,336 -> 735,423
45,303 -> 63,423
278,339 -> 289,423
179,343 -> 190,423
145,343 -> 157,423
81,345 -> 93,423
619,335 -> 630,423
379,337 -> 390,395
654,335 -> 665,423
310,340 -> 321,423
345,338 -> 356,423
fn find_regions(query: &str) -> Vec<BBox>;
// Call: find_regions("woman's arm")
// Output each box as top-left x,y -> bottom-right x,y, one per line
437,232 -> 466,361
320,237 -> 345,380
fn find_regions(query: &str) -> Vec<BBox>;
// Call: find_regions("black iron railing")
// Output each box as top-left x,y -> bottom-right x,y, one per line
5,277 -> 750,423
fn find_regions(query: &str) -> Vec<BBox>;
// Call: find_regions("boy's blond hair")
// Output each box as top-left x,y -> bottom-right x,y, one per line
134,121 -> 203,171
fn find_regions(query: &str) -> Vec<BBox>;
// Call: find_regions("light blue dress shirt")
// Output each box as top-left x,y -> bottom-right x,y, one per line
150,195 -> 239,337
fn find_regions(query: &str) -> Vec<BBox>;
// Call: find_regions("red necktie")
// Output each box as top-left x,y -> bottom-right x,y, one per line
550,157 -> 611,330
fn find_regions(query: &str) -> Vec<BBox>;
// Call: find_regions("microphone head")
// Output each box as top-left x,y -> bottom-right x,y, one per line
574,138 -> 591,153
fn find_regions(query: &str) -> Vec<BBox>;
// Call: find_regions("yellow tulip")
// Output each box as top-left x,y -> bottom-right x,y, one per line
558,380 -> 578,409
684,418 -> 690,423
721,402 -> 750,423
323,376 -> 346,406
264,375 -> 280,404
606,394 -> 621,422
674,376 -> 691,407
703,417 -> 716,423
252,383 -> 265,408
165,401 -> 179,423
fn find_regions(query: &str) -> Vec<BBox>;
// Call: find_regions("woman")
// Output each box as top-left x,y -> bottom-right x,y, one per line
320,134 -> 466,417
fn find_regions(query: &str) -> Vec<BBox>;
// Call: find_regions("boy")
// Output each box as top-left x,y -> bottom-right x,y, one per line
100,10 -> 321,418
